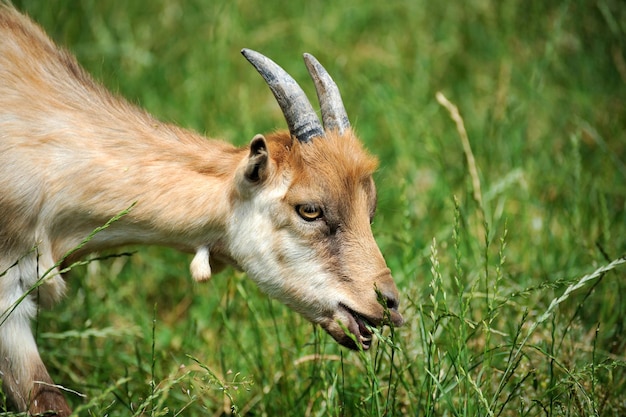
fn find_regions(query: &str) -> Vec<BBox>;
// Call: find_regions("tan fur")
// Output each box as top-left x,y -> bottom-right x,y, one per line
0,5 -> 401,414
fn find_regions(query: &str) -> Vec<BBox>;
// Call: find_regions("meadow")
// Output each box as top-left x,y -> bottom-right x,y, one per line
3,0 -> 626,415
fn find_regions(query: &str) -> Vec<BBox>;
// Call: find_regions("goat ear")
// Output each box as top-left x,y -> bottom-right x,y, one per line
244,134 -> 269,182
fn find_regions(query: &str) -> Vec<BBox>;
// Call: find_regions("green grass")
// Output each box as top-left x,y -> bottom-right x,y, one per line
3,0 -> 626,415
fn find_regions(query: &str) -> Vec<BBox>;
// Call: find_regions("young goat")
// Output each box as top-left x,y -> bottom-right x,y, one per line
0,6 -> 403,415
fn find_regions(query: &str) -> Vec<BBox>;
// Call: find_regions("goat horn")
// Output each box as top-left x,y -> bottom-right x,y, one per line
241,49 -> 324,143
303,53 -> 350,135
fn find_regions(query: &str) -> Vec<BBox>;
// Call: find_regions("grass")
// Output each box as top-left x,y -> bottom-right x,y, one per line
3,0 -> 626,415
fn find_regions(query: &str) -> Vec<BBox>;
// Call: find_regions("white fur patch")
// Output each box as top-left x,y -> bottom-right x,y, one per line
190,246 -> 211,282
225,182 -> 339,323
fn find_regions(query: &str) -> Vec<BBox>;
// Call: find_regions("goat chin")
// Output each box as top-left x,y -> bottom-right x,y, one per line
0,5 -> 402,415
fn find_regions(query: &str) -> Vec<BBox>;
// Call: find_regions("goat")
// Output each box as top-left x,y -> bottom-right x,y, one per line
0,6 -> 403,415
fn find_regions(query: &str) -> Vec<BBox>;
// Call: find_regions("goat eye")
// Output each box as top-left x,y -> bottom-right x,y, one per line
296,204 -> 323,221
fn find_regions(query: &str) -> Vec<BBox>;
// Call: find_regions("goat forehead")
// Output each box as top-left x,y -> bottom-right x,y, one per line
293,132 -> 378,191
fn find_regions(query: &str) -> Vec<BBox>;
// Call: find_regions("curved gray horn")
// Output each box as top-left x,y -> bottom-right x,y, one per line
242,49 -> 324,143
303,53 -> 350,134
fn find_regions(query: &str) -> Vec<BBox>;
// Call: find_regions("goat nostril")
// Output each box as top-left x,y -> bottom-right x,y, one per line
376,288 -> 404,326
386,296 -> 399,311
378,289 -> 399,311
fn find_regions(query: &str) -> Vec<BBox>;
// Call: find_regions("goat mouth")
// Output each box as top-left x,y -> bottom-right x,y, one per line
339,304 -> 377,350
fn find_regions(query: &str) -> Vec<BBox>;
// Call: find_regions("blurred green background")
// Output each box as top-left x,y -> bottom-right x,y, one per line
5,0 -> 626,415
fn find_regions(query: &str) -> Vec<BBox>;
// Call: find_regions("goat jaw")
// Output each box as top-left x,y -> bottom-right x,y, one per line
320,306 -> 375,350
341,305 -> 376,349
321,303 -> 404,351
